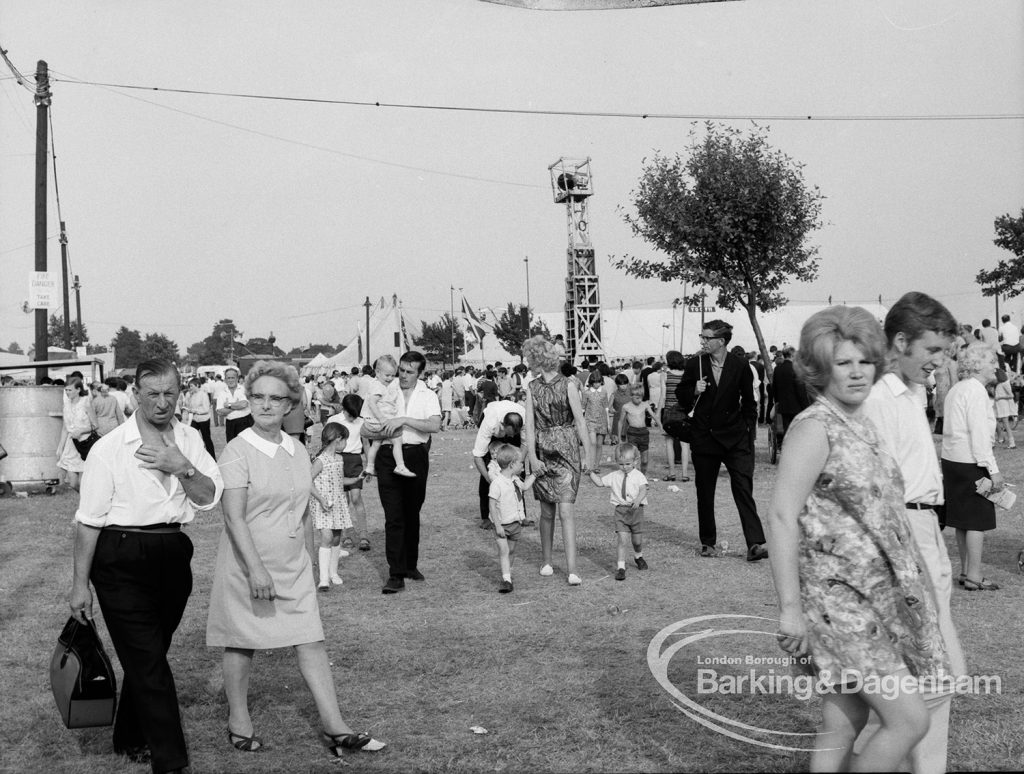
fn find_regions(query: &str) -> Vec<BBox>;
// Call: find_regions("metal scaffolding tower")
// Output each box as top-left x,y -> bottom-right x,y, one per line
549,157 -> 603,361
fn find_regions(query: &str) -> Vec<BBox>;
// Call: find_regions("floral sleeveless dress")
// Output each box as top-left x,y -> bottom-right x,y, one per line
793,398 -> 948,682
529,373 -> 581,504
309,453 -> 353,530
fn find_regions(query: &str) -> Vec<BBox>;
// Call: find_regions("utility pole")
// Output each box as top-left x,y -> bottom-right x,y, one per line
523,256 -> 531,339
34,60 -> 50,382
449,286 -> 456,370
60,221 -> 71,349
73,275 -> 83,347
364,296 -> 372,366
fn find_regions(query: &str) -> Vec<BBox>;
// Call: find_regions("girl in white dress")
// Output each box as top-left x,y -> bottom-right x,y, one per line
310,423 -> 363,589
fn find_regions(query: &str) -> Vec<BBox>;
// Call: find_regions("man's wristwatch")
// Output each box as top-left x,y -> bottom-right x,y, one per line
179,466 -> 197,479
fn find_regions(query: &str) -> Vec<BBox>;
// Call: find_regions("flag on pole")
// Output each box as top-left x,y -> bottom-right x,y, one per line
461,294 -> 489,345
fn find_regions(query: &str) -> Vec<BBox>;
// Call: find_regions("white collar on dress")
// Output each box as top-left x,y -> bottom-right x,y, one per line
239,427 -> 295,458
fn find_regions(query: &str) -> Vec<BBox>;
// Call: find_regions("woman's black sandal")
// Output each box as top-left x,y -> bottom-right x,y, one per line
322,731 -> 386,755
227,728 -> 263,752
963,577 -> 1000,591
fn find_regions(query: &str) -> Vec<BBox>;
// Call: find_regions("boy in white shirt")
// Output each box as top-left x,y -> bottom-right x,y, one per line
360,355 -> 415,478
488,444 -> 537,594
590,443 -> 650,581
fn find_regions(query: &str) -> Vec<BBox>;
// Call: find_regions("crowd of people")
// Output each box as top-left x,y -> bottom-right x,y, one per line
0,293 -> 1011,772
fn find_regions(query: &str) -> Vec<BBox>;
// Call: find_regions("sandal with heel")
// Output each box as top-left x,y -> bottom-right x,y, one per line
322,730 -> 386,755
963,577 -> 1000,591
227,728 -> 263,752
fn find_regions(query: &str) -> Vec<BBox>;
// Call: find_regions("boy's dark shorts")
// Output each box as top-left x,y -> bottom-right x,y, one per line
342,452 -> 364,490
625,426 -> 650,453
614,504 -> 645,534
496,520 -> 523,541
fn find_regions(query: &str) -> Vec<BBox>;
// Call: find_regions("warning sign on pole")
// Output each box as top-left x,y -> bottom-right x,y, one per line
29,271 -> 59,309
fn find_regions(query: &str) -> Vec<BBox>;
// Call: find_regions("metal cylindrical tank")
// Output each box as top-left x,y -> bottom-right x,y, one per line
0,385 -> 64,485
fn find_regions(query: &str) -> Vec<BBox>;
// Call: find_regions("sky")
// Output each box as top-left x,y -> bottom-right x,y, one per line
2,0 -> 1023,356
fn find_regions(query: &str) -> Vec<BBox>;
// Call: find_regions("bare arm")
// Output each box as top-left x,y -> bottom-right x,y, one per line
588,470 -> 605,487
632,483 -> 648,509
524,387 -> 542,472
489,497 -> 506,537
69,523 -> 102,622
766,417 -> 828,657
567,380 -> 591,470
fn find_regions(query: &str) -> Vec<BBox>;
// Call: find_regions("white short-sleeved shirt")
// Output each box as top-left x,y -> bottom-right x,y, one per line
217,385 -> 251,420
600,469 -> 649,506
327,414 -> 364,454
488,474 -> 525,524
472,400 -> 526,458
942,378 -> 998,473
75,414 -> 224,528
999,321 -> 1021,347
392,380 -> 442,445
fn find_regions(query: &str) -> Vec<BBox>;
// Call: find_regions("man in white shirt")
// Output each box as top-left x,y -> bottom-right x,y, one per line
472,399 -> 527,530
998,313 -> 1020,372
859,292 -> 964,774
216,367 -> 252,443
979,318 -> 1000,356
69,359 -> 223,773
377,351 -> 442,594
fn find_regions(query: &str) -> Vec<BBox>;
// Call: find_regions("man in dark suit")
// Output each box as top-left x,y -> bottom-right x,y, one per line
677,320 -> 768,561
771,346 -> 810,433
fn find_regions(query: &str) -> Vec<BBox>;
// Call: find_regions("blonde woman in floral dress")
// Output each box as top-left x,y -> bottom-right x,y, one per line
767,307 -> 948,772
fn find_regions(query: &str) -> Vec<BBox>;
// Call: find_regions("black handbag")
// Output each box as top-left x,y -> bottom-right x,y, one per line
50,617 -> 118,728
663,358 -> 702,444
72,431 -> 101,460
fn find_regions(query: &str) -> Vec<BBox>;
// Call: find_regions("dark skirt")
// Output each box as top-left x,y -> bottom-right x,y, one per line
941,458 -> 996,532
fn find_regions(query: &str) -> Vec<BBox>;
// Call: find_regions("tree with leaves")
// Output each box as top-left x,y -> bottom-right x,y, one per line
47,314 -> 88,349
142,333 -> 180,364
413,313 -> 465,364
6,342 -> 23,355
976,208 -> 1024,298
490,303 -> 551,361
614,122 -> 824,378
187,319 -> 243,365
112,326 -> 145,369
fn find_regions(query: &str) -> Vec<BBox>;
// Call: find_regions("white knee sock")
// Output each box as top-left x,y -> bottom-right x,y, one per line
318,547 -> 331,586
329,545 -> 343,582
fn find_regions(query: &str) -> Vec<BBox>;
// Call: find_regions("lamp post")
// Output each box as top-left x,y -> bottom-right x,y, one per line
449,285 -> 456,371
672,298 -> 680,352
661,324 -> 669,356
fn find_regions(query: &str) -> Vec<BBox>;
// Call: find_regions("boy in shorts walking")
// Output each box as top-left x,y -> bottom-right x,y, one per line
488,444 -> 537,593
590,443 -> 649,580
619,385 -> 662,473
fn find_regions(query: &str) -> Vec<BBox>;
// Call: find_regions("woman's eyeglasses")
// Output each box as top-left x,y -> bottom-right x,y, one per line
249,393 -> 291,408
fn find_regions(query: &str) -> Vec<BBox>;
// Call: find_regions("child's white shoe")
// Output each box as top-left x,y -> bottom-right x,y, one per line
393,465 -> 417,478
539,564 -> 553,576
330,575 -> 344,586
567,574 -> 582,586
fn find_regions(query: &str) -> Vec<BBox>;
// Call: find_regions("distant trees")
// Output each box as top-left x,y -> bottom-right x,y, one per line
6,342 -> 23,355
491,303 -> 550,361
111,327 -> 179,369
414,313 -> 465,363
47,314 -> 88,348
976,208 -> 1024,298
187,319 -> 242,365
614,122 -> 824,378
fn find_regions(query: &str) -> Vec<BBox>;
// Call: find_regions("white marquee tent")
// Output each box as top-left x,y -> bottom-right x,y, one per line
320,296 -> 419,372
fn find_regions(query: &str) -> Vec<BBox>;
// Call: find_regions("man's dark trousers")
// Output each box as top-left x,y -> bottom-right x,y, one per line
377,443 -> 429,577
90,528 -> 193,773
224,413 -> 253,444
692,442 -> 766,549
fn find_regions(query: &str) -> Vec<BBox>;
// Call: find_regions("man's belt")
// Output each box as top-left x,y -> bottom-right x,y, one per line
103,523 -> 181,534
904,502 -> 937,511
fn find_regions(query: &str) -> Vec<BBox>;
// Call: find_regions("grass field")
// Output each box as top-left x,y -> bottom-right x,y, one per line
2,422 -> 1023,773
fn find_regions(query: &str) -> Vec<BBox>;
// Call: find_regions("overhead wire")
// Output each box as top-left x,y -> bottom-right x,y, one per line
52,76 -> 1024,123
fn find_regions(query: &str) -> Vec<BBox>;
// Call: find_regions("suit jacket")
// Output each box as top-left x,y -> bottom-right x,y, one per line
677,352 -> 757,453
771,360 -> 810,415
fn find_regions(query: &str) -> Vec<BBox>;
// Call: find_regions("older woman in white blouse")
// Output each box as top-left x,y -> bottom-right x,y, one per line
941,343 -> 1002,591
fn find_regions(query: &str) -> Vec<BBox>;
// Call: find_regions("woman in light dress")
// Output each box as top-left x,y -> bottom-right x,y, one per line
56,376 -> 96,490
206,360 -> 384,758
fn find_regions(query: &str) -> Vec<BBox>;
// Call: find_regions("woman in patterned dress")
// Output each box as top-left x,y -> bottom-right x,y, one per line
767,308 -> 948,772
522,336 -> 592,586
207,361 -> 384,757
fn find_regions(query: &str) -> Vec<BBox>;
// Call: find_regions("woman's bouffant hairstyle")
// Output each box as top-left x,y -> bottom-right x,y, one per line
243,361 -> 302,404
957,343 -> 997,381
794,306 -> 887,397
522,335 -> 560,372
